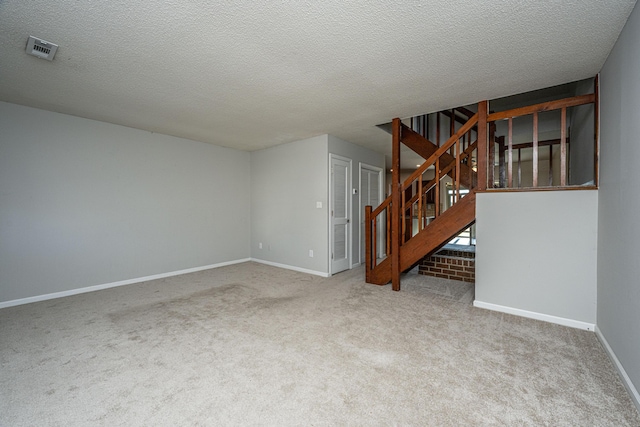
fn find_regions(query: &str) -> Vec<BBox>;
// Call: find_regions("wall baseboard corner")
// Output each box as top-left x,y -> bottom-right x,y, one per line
250,258 -> 330,277
473,300 -> 596,331
595,325 -> 640,413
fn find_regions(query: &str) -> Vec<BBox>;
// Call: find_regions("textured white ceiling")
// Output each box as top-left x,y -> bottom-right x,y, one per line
0,0 -> 636,163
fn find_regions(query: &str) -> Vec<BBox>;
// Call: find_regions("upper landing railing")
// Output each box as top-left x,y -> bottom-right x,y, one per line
485,82 -> 598,190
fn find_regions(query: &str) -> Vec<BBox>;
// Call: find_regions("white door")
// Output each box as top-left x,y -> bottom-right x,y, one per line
360,165 -> 383,263
330,155 -> 351,274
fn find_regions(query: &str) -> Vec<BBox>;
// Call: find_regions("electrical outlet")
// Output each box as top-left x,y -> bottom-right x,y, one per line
259,242 -> 262,249
309,250 -> 314,257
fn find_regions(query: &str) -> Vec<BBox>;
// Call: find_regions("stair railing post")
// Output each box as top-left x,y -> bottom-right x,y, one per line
476,101 -> 489,191
391,118 -> 402,291
365,205 -> 372,282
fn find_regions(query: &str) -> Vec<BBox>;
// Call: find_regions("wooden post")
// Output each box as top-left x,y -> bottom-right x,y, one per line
560,108 -> 567,186
518,149 -> 522,188
498,136 -> 506,188
508,118 -> 513,187
533,112 -> 539,188
488,122 -> 495,188
548,145 -> 553,186
418,177 -> 423,232
455,138 -> 461,202
476,101 -> 488,191
435,158 -> 441,217
391,118 -> 401,291
386,206 -> 391,256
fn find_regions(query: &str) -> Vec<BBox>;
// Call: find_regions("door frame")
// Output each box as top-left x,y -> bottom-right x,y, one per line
328,154 -> 352,275
358,162 -> 384,265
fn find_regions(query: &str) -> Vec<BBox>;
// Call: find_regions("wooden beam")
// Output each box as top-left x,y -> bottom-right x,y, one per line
440,109 -> 478,130
476,101 -> 488,191
401,125 -> 439,160
455,106 -> 476,119
391,118 -> 401,292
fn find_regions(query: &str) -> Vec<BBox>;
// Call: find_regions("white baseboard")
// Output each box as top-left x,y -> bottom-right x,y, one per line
473,300 -> 595,331
0,258 -> 251,309
595,325 -> 640,413
250,258 -> 330,277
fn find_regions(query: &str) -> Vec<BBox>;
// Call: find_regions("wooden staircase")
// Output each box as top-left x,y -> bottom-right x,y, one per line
366,190 -> 476,285
365,88 -> 598,291
365,101 -> 488,291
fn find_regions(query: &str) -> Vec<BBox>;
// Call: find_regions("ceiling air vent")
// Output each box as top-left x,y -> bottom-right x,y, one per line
26,36 -> 58,61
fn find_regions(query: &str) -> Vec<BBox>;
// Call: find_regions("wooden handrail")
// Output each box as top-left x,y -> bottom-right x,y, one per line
371,197 -> 390,218
402,113 -> 478,190
487,94 -> 595,122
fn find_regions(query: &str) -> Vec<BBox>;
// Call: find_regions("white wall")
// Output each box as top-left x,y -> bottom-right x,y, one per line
0,102 -> 251,304
475,190 -> 598,328
598,0 -> 640,407
328,135 -> 386,265
250,135 -> 329,275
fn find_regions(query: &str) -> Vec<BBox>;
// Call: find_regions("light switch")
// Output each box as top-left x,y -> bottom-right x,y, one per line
316,201 -> 322,209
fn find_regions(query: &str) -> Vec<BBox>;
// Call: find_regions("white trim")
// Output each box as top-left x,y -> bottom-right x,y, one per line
329,153 -> 352,275
0,258 -> 251,309
251,258 -> 330,277
358,162 -> 384,265
595,325 -> 640,412
473,300 -> 595,331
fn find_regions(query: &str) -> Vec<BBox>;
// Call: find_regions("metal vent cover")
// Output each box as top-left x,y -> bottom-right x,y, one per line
26,36 -> 58,61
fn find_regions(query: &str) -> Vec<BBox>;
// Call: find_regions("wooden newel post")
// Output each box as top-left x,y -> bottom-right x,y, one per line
391,118 -> 402,291
476,101 -> 488,191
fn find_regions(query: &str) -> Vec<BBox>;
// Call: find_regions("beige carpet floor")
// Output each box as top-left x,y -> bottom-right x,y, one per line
1,262 -> 639,426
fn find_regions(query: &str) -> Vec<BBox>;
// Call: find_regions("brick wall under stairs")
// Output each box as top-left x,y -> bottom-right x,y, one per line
418,245 -> 475,283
